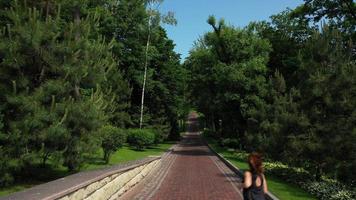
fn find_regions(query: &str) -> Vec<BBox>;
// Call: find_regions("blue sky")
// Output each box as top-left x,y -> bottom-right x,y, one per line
159,0 -> 304,60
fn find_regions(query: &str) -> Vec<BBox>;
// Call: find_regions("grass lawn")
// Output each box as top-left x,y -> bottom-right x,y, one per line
82,142 -> 175,170
0,183 -> 39,197
206,138 -> 317,200
0,142 -> 174,197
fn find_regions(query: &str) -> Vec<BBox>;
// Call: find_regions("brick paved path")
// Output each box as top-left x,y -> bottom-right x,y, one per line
120,113 -> 243,200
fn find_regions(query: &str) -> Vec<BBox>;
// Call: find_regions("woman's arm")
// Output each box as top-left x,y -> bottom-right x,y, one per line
243,171 -> 252,188
263,174 -> 268,193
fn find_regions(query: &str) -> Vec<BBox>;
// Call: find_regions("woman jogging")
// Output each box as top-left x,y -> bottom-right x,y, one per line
243,152 -> 268,200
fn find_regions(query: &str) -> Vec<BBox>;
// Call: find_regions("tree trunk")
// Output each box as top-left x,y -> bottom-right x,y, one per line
211,113 -> 216,132
45,0 -> 50,18
139,14 -> 152,129
42,152 -> 50,167
104,151 -> 110,164
73,7 -> 81,99
74,83 -> 81,99
39,67 -> 45,83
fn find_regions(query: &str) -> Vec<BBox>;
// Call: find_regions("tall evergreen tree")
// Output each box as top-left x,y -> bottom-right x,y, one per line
0,0 -> 129,175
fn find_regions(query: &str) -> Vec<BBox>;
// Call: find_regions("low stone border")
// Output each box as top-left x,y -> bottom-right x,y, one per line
0,157 -> 162,200
204,140 -> 279,200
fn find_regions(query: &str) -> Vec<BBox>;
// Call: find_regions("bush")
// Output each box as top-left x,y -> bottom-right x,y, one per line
301,180 -> 355,200
264,162 -> 311,184
153,130 -> 166,144
0,172 -> 14,187
100,125 -> 127,163
127,129 -> 155,150
202,128 -> 215,138
264,162 -> 356,200
0,149 -> 14,187
148,126 -> 168,144
221,138 -> 240,149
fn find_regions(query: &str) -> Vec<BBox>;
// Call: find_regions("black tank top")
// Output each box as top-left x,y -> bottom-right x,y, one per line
243,172 -> 265,200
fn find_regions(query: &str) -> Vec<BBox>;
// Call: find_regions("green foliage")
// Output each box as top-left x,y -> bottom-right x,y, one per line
187,6 -> 356,189
248,26 -> 356,184
292,0 -> 356,41
238,8 -> 356,185
100,125 -> 127,164
0,142 -> 174,197
107,0 -> 187,138
146,126 -> 168,144
0,0 -> 183,186
264,162 -> 356,200
221,138 -> 240,149
202,128 -> 215,138
0,147 -> 13,187
254,26 -> 356,184
247,9 -> 316,85
186,17 -> 271,147
127,129 -> 155,150
206,138 -> 316,200
296,27 -> 355,183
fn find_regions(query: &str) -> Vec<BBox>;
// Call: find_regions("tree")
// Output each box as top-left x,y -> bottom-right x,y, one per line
247,9 -> 316,86
292,0 -> 356,44
143,27 -> 186,139
105,0 -> 185,140
295,27 -> 356,181
186,16 -> 271,147
187,13 -> 356,185
139,0 -> 177,128
0,0 -> 184,183
0,0 -> 127,173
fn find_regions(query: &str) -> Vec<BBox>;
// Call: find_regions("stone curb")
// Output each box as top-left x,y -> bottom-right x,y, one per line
203,138 -> 279,200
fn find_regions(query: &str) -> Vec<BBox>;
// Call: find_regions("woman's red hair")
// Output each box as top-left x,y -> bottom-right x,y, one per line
248,152 -> 264,174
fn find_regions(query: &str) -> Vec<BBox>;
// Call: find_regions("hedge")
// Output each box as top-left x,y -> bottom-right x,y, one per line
127,129 -> 155,150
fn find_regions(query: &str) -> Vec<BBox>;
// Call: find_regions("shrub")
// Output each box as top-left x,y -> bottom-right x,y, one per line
0,172 -> 14,187
148,126 -> 168,144
100,125 -> 127,163
264,162 -> 311,184
221,138 -> 240,149
263,162 -> 356,200
0,149 -> 14,187
127,129 -> 155,150
202,128 -> 215,138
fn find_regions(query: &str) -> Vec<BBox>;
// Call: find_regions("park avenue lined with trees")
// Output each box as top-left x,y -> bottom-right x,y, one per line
0,0 -> 355,199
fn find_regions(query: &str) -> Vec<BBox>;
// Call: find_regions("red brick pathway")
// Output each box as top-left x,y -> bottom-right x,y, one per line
120,114 -> 243,200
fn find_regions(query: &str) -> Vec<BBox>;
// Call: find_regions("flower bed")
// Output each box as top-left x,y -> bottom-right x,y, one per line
263,162 -> 355,200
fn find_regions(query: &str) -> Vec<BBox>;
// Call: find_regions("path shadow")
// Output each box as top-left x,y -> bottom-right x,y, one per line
172,149 -> 212,156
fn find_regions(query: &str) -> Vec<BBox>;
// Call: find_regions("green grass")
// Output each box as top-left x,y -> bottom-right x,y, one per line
0,142 -> 174,197
82,142 -> 174,170
206,138 -> 316,200
0,183 -> 37,197
267,176 -> 317,200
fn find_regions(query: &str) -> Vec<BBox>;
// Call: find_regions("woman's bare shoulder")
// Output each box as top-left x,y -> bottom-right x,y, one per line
244,170 -> 252,176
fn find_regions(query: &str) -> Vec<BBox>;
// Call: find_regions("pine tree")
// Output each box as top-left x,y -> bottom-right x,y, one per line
296,27 -> 356,181
0,0 -> 129,173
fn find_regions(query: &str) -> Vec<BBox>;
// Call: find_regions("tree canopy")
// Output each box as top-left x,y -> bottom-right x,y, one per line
0,0 -> 187,185
186,3 -> 356,185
